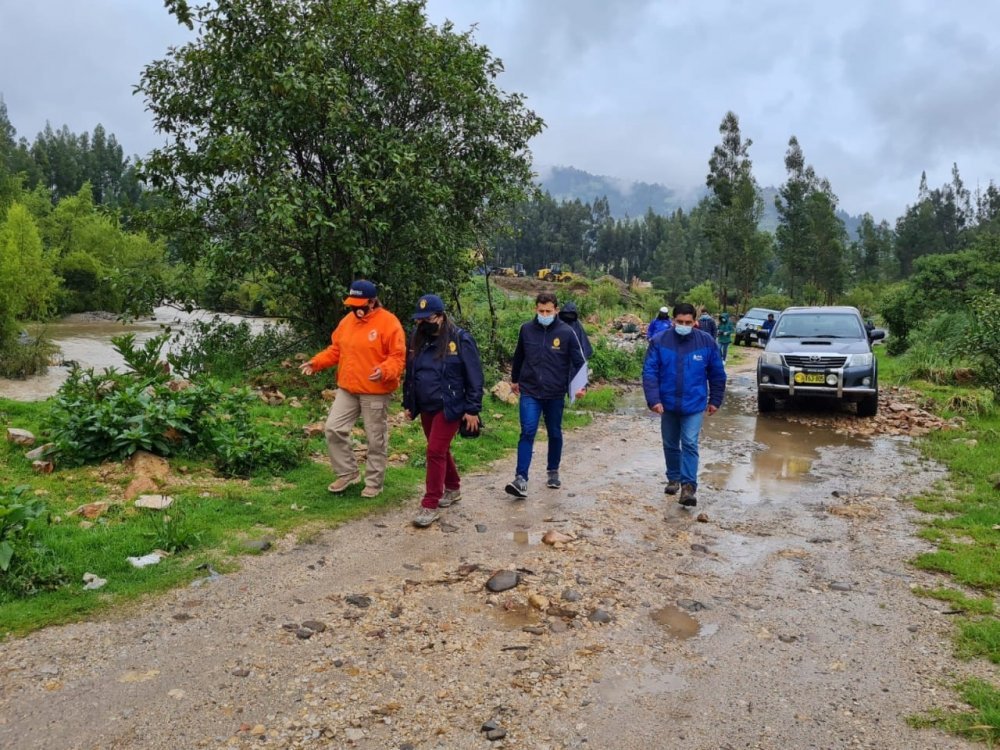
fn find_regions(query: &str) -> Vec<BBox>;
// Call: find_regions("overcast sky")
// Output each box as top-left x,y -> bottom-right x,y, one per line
2,0 -> 998,221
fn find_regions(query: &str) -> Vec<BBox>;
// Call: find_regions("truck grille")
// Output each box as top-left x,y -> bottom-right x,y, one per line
784,354 -> 848,368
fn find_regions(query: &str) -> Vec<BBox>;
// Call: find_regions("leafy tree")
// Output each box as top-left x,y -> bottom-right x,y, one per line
0,203 -> 60,319
851,212 -> 895,283
774,136 -> 816,299
704,111 -> 765,309
138,0 -> 543,340
805,189 -> 847,303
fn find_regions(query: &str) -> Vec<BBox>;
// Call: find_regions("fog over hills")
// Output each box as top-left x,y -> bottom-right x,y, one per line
537,166 -> 864,239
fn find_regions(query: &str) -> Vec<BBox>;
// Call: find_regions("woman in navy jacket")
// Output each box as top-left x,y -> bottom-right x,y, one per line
403,294 -> 484,528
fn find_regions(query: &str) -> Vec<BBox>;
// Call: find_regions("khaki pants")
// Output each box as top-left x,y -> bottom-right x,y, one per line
324,390 -> 391,491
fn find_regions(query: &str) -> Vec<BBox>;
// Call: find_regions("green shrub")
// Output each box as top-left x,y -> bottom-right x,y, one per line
0,486 -> 65,599
167,317 -> 302,379
895,311 -> 974,384
683,281 -> 717,313
46,336 -> 305,477
960,291 -> 1000,397
588,338 -> 645,381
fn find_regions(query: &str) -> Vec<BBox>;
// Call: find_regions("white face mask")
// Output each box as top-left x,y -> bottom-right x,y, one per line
674,324 -> 693,336
537,313 -> 556,326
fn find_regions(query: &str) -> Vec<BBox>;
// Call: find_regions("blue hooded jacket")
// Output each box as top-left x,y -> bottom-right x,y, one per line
642,327 -> 727,415
403,326 -> 484,421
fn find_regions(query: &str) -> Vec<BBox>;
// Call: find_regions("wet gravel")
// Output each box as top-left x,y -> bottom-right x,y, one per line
0,354 -> 985,749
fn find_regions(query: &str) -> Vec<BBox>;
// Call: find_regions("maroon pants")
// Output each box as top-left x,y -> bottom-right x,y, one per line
420,410 -> 461,509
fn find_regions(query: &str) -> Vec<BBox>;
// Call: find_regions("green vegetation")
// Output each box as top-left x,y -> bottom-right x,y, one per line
879,348 -> 1000,742
138,0 -> 543,342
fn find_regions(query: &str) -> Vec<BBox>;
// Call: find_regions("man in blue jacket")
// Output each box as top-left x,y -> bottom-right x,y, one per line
643,302 -> 727,507
506,292 -> 586,498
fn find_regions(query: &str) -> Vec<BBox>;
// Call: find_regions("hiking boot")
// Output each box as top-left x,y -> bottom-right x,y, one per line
504,475 -> 528,499
663,480 -> 681,496
546,471 -> 561,489
412,507 -> 440,528
439,488 -> 462,508
679,483 -> 698,507
328,472 -> 360,493
361,486 -> 382,499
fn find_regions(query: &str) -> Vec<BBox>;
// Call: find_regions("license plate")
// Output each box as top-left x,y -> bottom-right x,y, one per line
794,372 -> 826,384
749,332 -> 758,339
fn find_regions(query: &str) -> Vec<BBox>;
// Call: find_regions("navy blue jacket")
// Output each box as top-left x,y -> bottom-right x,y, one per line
511,318 -> 586,400
403,327 -> 484,421
698,313 -> 718,339
559,303 -> 593,359
642,327 -> 727,415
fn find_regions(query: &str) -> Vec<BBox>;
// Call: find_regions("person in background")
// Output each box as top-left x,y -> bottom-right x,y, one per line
505,292 -> 586,499
300,280 -> 406,499
642,302 -> 727,508
761,312 -> 777,342
647,306 -> 672,340
698,308 -> 717,339
558,301 -> 593,359
717,312 -> 735,362
402,294 -> 484,528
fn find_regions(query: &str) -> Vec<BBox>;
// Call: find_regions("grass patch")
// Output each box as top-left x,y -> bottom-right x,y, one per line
913,587 -> 995,615
883,348 -> 1000,741
909,679 -> 1000,744
0,379 -> 606,636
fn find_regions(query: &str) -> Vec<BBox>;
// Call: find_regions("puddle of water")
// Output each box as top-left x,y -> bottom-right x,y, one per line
650,605 -> 701,639
0,307 -> 282,401
488,603 -> 541,629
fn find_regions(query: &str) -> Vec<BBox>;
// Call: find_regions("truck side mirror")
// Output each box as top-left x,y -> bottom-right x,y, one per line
869,329 -> 886,342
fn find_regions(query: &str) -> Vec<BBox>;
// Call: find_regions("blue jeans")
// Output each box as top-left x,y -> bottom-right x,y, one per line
516,394 -> 564,479
660,410 -> 705,488
719,341 -> 730,360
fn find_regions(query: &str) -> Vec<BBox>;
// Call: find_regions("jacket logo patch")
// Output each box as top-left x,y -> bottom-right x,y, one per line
693,354 -> 703,361
552,337 -> 561,348
449,341 -> 457,353
368,330 -> 378,341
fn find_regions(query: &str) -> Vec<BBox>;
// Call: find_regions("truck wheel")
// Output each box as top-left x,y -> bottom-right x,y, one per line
757,391 -> 776,413
857,393 -> 878,417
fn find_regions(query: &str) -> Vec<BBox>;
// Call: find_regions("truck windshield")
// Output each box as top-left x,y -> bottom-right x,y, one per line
773,314 -> 864,339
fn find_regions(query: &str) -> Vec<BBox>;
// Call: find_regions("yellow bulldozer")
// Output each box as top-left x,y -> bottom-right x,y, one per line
496,263 -> 527,277
536,262 -> 574,282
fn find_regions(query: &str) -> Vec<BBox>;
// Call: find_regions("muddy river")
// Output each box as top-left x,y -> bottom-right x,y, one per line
0,307 -> 279,401
0,355 -> 978,749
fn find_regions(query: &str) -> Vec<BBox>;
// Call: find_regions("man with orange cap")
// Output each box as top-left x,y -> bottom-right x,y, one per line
300,280 -> 406,498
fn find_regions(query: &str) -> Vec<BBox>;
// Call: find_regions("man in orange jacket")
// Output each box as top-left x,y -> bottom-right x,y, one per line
300,280 -> 406,498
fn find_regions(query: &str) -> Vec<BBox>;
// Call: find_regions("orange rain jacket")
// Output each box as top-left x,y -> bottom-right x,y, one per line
309,307 -> 407,395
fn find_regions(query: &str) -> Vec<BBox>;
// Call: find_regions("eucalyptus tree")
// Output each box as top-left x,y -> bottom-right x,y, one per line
140,0 -> 543,338
704,111 -> 766,309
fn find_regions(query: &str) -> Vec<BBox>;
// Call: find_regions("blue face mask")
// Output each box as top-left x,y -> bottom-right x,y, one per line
674,324 -> 693,336
537,314 -> 556,326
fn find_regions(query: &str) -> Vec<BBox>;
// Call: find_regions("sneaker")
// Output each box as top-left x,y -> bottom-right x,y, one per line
412,507 -> 440,528
663,480 -> 681,496
504,475 -> 528,499
361,486 -> 382,499
439,488 -> 462,508
328,472 -> 360,493
546,471 -> 561,489
679,483 -> 698,507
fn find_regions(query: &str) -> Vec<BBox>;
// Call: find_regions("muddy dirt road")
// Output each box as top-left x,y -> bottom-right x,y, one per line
0,355 -> 981,749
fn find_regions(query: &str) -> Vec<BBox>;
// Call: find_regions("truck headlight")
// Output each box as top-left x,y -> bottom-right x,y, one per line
848,353 -> 873,367
761,353 -> 783,366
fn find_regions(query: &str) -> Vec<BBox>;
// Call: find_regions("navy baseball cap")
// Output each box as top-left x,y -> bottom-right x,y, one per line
412,294 -> 445,319
344,280 -> 377,307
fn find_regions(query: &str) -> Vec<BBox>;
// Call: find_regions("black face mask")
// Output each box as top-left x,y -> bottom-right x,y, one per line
417,321 -> 440,336
560,312 -> 577,323
657,312 -> 670,321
